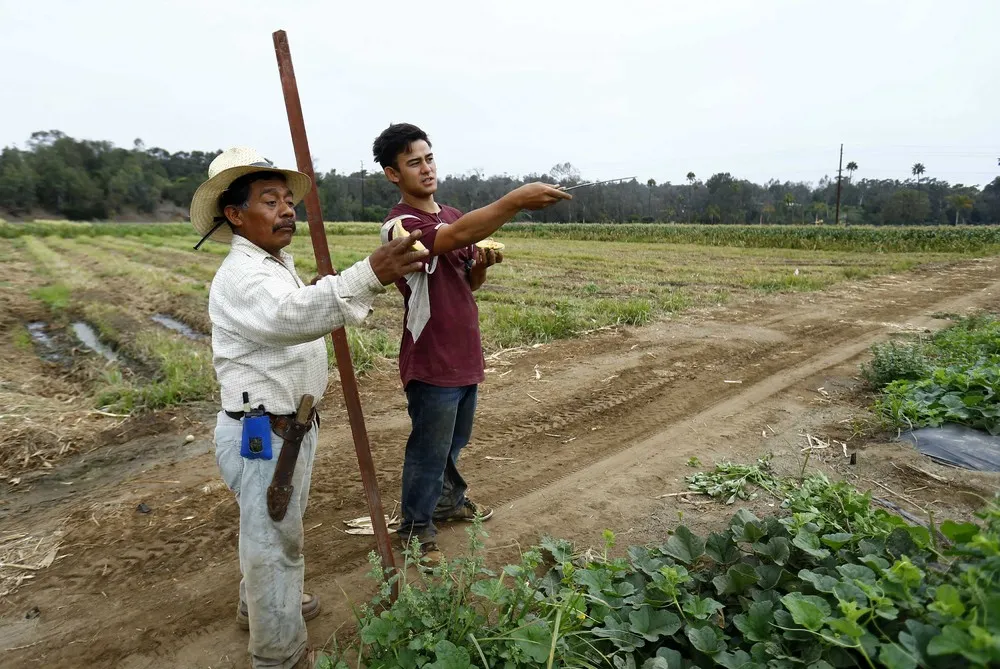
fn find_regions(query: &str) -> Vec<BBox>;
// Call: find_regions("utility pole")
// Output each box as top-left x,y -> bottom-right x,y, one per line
359,160 -> 366,221
834,143 -> 844,226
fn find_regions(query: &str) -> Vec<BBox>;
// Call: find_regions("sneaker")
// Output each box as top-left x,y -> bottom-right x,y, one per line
435,499 -> 494,523
237,592 -> 321,630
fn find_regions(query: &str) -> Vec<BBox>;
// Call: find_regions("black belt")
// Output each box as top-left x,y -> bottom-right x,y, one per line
225,410 -> 320,435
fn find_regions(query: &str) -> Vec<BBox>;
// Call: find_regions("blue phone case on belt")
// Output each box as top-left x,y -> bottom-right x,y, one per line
241,412 -> 272,460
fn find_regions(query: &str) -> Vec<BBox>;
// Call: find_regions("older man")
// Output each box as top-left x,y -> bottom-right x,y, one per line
190,146 -> 426,669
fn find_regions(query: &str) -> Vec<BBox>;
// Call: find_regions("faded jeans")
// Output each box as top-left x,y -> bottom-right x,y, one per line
397,382 -> 477,544
214,411 -> 316,669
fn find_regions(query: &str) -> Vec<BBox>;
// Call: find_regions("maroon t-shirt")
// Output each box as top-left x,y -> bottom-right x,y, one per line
385,203 -> 485,389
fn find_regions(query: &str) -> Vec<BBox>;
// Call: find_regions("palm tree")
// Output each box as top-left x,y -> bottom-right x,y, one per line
686,172 -> 696,185
646,178 -> 656,218
912,163 -> 926,188
946,194 -> 974,225
846,161 -> 858,183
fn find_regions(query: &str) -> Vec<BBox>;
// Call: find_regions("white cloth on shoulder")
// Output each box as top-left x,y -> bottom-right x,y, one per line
380,215 -> 439,343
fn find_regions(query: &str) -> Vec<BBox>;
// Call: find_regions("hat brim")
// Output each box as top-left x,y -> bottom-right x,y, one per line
189,166 -> 313,245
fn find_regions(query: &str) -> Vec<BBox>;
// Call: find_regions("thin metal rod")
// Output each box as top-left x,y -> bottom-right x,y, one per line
561,176 -> 636,191
272,29 -> 398,594
835,143 -> 844,226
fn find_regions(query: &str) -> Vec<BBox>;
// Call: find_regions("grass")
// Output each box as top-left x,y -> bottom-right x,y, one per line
11,325 -> 32,351
6,222 -> 998,412
31,283 -> 71,310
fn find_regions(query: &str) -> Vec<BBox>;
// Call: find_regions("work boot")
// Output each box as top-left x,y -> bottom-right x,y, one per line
434,499 -> 494,523
236,592 -> 321,630
397,532 -> 443,566
292,647 -> 317,668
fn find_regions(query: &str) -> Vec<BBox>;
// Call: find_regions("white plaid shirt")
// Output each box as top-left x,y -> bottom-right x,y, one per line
209,236 -> 384,414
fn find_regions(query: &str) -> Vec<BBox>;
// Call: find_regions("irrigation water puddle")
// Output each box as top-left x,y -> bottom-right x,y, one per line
71,322 -> 119,362
150,313 -> 208,341
27,321 -> 67,363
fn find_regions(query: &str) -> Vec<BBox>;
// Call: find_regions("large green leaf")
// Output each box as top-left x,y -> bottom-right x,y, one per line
664,525 -> 706,564
878,643 -> 918,669
706,532 -> 741,565
360,614 -> 397,646
733,600 -> 774,642
470,578 -> 507,604
714,649 -> 752,669
641,647 -> 683,669
593,615 -> 644,653
628,606 -> 681,641
575,567 -> 614,595
929,584 -> 965,617
820,533 -> 854,550
683,595 -> 724,620
733,519 -> 767,544
780,592 -> 831,631
940,520 -> 979,544
713,563 -> 760,595
752,537 -> 791,565
885,527 -> 920,558
899,620 -> 940,665
425,640 -> 472,669
629,546 -> 667,576
836,564 -> 876,585
540,535 -> 574,563
927,624 -> 972,658
511,620 -> 552,664
827,616 -> 866,640
686,625 -> 725,654
798,569 -> 840,594
754,564 -> 786,591
792,529 -> 831,559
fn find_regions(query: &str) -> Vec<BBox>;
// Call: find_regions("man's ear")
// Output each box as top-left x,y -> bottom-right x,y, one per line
384,166 -> 400,184
223,205 -> 244,229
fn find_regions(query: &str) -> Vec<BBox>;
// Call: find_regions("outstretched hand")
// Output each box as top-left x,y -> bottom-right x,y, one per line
368,230 -> 429,285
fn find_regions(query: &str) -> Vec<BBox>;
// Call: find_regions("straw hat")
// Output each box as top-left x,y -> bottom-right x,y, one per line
189,146 -> 312,247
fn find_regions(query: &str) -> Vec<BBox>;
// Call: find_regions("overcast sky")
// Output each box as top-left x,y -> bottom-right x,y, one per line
2,0 -> 998,188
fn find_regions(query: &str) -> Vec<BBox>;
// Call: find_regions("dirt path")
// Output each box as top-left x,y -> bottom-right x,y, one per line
3,257 -> 1000,667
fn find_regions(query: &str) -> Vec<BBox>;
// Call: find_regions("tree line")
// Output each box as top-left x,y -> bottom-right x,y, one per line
2,131 -> 998,225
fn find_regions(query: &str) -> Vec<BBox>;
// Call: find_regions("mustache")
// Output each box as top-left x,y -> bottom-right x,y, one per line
273,221 -> 296,233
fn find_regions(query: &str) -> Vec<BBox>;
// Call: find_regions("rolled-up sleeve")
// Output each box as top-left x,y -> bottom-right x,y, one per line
216,258 -> 384,346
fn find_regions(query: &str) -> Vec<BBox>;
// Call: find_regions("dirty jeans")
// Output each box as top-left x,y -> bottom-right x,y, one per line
214,411 -> 316,669
396,382 -> 477,544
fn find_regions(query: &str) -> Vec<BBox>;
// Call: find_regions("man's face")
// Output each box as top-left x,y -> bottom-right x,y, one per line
224,176 -> 296,256
386,140 -> 437,197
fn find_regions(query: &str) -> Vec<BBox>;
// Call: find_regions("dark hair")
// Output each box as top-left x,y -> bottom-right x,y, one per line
372,123 -> 431,170
216,170 -> 286,224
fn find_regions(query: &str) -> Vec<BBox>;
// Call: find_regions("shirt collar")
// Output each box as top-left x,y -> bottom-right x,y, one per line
231,235 -> 294,266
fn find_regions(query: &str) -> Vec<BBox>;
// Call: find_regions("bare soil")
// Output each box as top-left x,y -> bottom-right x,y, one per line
2,257 -> 1000,667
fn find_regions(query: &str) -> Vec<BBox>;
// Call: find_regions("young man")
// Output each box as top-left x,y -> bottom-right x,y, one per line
191,146 -> 427,669
372,124 -> 570,558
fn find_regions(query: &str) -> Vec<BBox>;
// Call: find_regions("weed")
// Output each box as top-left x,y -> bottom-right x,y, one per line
861,340 -> 930,389
869,313 -> 1000,434
31,284 -> 71,310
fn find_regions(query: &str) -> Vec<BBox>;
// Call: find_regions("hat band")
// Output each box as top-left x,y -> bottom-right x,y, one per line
194,219 -> 228,251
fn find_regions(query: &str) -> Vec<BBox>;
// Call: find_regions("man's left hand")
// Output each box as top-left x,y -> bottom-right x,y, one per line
474,247 -> 503,269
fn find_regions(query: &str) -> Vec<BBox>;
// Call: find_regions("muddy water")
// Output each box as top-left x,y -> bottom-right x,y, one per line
71,322 -> 119,362
27,321 -> 66,363
150,313 -> 208,341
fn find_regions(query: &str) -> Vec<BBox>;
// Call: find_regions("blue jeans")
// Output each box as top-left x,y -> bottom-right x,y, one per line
397,382 -> 478,543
